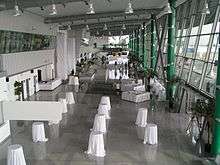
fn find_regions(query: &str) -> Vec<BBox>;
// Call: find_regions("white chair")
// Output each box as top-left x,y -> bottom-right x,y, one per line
135,108 -> 148,127
58,98 -> 68,113
143,124 -> 158,145
92,114 -> 107,133
100,96 -> 111,109
32,122 -> 48,143
86,131 -> 106,157
7,144 -> 26,165
66,92 -> 75,104
98,106 -> 110,119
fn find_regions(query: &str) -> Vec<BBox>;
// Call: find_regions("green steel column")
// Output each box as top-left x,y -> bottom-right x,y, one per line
139,28 -> 142,61
142,23 -> 147,74
166,0 -> 176,104
151,15 -> 157,70
167,0 -> 176,97
134,31 -> 137,54
212,33 -> 220,155
136,30 -> 139,58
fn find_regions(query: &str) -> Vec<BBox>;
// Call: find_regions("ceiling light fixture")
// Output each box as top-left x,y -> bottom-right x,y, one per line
86,24 -> 90,31
122,24 -> 126,30
96,31 -> 99,35
14,5 -> 21,16
103,24 -> 108,30
108,31 -> 111,36
167,3 -> 172,14
50,4 -> 57,15
120,31 -> 124,35
86,3 -> 95,14
125,0 -> 134,14
203,1 -> 210,14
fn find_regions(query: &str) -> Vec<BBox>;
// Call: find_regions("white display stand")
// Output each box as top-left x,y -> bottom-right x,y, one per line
38,78 -> 62,91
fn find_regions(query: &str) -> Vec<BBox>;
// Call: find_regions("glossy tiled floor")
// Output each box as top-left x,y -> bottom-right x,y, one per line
0,67 -> 212,165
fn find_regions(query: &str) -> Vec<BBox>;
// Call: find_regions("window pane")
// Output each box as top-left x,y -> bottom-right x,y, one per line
209,34 -> 219,62
189,71 -> 201,87
196,35 -> 210,60
193,60 -> 204,74
186,36 -> 196,58
182,68 -> 189,80
201,23 -> 213,34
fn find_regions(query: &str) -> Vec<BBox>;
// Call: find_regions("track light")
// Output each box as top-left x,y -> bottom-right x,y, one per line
50,4 -> 57,15
203,1 -> 210,14
86,24 -> 90,31
125,0 -> 133,14
167,3 -> 172,14
14,5 -> 21,16
103,24 -> 108,30
122,24 -> 126,30
86,3 -> 95,14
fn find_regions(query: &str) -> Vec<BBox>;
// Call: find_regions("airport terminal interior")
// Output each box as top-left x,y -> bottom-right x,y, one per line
0,0 -> 220,164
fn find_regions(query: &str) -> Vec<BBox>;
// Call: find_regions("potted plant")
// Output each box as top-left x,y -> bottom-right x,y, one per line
190,99 -> 214,156
14,81 -> 23,101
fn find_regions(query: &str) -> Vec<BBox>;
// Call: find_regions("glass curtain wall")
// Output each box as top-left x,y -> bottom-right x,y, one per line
173,0 -> 219,96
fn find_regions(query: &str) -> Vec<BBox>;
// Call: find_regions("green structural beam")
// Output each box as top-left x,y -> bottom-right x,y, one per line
151,14 -> 156,70
136,30 -> 140,58
166,0 -> 176,105
142,23 -> 147,74
212,33 -> 220,155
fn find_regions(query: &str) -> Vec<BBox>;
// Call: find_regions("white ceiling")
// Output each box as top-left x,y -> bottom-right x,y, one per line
25,0 -> 168,18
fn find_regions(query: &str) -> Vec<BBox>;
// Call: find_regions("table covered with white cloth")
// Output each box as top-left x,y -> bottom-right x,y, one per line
86,131 -> 106,157
143,124 -> 158,145
135,108 -> 148,127
7,144 -> 26,165
92,114 -> 106,133
32,122 -> 48,143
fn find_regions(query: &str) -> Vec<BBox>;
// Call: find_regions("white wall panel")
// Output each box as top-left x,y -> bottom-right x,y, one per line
2,101 -> 63,122
1,49 -> 55,76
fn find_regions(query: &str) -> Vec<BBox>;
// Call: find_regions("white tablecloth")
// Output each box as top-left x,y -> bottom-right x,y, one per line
86,131 -> 106,157
58,98 -> 68,113
32,122 -> 48,143
66,92 -> 75,104
135,108 -> 148,127
98,106 -> 110,119
92,114 -> 106,133
144,124 -> 158,145
7,144 -> 26,165
98,103 -> 110,112
100,96 -> 111,109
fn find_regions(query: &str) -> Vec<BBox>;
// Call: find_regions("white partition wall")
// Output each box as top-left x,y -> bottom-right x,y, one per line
0,50 -> 55,76
1,101 -> 63,122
